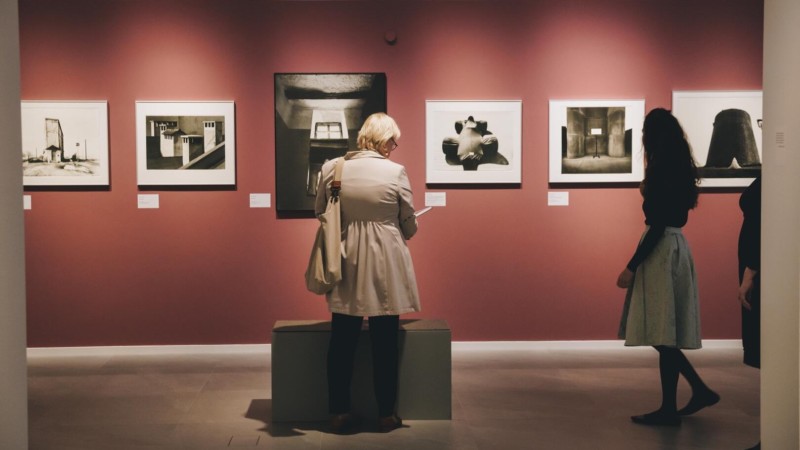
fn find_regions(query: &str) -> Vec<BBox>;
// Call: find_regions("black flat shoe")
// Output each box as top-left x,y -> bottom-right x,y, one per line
678,390 -> 720,416
631,411 -> 681,427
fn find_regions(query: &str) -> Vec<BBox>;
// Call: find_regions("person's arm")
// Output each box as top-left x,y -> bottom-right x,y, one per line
738,267 -> 757,310
626,224 -> 667,272
739,215 -> 761,275
617,188 -> 668,289
738,223 -> 759,311
397,167 -> 418,240
616,224 -> 665,288
738,178 -> 761,310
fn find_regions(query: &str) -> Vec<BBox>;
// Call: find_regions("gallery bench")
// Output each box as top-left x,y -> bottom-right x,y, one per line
271,319 -> 451,422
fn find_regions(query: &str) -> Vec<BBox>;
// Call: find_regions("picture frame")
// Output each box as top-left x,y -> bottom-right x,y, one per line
671,90 -> 762,188
135,101 -> 236,186
549,99 -> 645,183
426,100 -> 522,184
21,101 -> 109,187
275,73 -> 387,212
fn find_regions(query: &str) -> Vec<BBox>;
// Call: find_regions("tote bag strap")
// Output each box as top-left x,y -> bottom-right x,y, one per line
331,157 -> 345,199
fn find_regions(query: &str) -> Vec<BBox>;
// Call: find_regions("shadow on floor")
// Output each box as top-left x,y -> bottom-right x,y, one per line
246,399 -> 409,437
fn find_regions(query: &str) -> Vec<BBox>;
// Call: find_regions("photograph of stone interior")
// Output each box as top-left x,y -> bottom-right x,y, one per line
549,99 -> 645,183
562,107 -> 631,174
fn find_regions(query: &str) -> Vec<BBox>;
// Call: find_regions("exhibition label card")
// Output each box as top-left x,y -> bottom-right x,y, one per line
548,191 -> 569,206
425,192 -> 446,207
23,195 -> 31,210
138,194 -> 159,209
249,193 -> 271,208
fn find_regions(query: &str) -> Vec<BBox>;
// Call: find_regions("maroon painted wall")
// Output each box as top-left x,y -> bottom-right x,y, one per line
19,0 -> 763,346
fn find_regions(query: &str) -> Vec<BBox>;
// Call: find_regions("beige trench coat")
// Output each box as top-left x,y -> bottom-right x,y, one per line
315,151 -> 421,316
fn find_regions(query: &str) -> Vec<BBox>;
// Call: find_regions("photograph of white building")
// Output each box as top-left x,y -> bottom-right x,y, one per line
21,101 -> 109,186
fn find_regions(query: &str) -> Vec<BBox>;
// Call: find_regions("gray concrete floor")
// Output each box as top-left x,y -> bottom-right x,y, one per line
27,343 -> 759,449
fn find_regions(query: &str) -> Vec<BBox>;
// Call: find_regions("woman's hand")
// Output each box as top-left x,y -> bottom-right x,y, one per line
617,268 -> 634,289
738,267 -> 757,310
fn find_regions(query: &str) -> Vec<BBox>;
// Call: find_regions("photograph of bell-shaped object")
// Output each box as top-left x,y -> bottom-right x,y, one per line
705,109 -> 761,168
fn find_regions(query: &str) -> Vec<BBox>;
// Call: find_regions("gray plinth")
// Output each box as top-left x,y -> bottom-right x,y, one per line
271,319 -> 451,422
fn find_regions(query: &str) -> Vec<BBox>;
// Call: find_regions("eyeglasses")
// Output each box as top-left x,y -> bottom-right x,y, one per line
388,138 -> 399,151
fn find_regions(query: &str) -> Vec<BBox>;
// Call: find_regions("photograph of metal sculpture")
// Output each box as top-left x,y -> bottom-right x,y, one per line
275,73 -> 387,212
672,91 -> 762,188
549,99 -> 645,183
21,101 -> 109,187
426,100 -> 522,184
135,101 -> 235,186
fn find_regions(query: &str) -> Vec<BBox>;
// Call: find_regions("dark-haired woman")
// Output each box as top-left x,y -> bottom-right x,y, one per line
616,108 -> 719,426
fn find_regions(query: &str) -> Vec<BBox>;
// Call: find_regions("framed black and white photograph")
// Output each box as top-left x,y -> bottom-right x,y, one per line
21,101 -> 109,187
672,91 -> 762,188
549,99 -> 645,183
135,101 -> 235,186
426,100 -> 522,184
275,73 -> 387,212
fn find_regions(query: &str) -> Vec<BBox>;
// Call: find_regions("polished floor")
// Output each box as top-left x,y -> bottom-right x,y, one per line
27,342 -> 759,449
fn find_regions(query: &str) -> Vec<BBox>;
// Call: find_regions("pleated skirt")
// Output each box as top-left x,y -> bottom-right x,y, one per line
618,227 -> 702,349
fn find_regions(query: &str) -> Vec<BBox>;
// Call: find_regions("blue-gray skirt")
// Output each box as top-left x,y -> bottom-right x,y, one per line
619,227 -> 701,349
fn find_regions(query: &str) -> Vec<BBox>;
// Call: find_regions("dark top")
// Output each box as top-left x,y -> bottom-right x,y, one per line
626,181 -> 691,271
738,175 -> 761,276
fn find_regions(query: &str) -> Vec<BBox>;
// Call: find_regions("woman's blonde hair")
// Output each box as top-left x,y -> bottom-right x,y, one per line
357,113 -> 401,152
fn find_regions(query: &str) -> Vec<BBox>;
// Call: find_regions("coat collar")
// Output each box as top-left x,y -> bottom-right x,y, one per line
344,150 -> 385,161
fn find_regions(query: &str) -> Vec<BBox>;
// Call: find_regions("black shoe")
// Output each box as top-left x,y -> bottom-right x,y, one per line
631,411 -> 681,427
745,442 -> 760,450
677,390 -> 720,416
330,413 -> 359,434
377,414 -> 403,433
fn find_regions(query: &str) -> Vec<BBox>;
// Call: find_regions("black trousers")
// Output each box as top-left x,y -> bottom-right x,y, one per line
327,313 -> 399,417
741,275 -> 761,368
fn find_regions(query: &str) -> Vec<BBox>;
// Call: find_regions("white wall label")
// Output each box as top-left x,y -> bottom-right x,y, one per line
425,192 -> 446,207
776,131 -> 786,149
23,195 -> 31,210
249,193 -> 271,208
137,194 -> 159,209
548,191 -> 569,206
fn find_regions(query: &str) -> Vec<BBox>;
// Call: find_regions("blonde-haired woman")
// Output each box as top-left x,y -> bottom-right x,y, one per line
315,112 -> 420,433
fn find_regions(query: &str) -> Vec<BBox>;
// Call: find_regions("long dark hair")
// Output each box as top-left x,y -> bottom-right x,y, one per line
642,108 -> 700,209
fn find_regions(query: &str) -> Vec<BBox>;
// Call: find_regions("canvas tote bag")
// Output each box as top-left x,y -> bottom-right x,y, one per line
304,158 -> 344,294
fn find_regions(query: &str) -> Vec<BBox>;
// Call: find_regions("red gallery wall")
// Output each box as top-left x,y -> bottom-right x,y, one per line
19,0 -> 764,346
